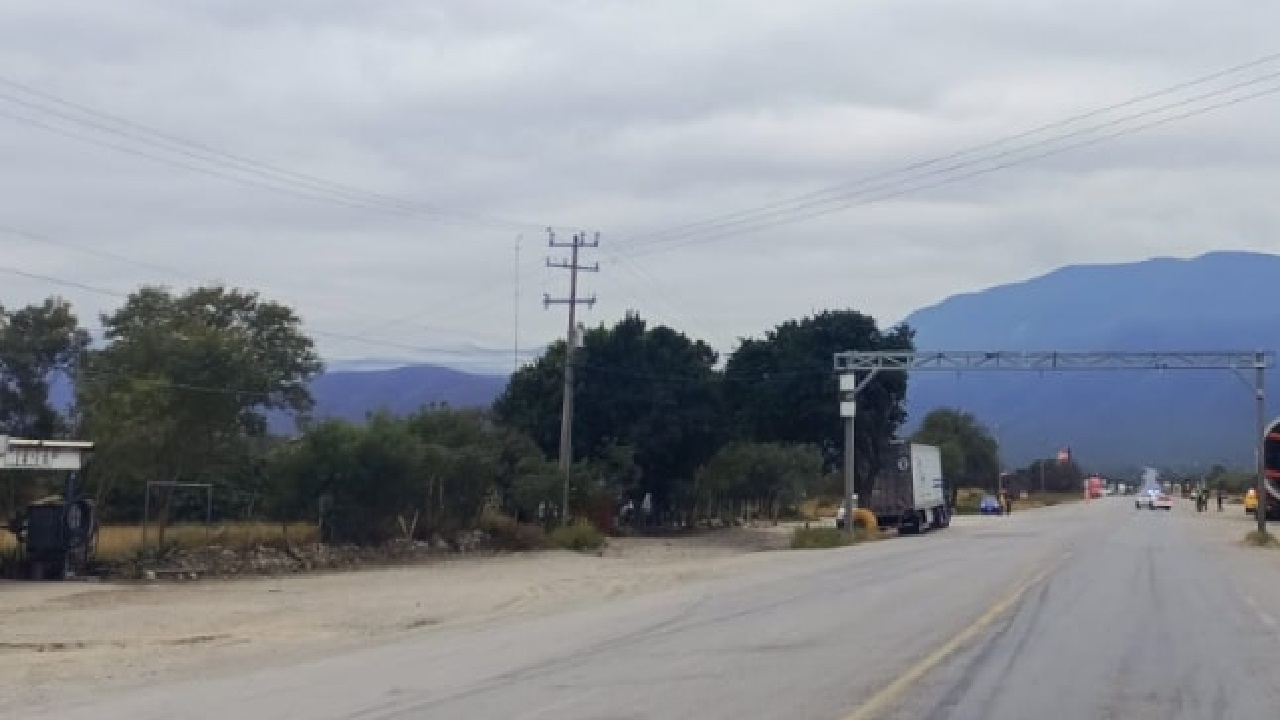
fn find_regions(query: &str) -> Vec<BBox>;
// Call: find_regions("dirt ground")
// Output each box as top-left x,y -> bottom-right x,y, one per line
0,526 -> 794,709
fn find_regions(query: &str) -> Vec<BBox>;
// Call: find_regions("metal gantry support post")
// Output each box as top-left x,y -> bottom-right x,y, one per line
1256,351 -> 1268,537
839,370 -> 878,539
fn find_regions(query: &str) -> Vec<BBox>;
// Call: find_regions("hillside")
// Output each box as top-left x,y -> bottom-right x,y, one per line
48,363 -> 508,434
260,364 -> 506,432
901,251 -> 1280,471
310,364 -> 507,419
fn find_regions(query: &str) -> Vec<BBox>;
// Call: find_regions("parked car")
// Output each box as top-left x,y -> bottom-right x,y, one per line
1150,492 -> 1173,511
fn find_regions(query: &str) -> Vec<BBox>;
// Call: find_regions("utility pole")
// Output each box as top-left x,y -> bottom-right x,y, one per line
513,234 -> 522,373
1256,350 -> 1267,537
544,229 -> 599,525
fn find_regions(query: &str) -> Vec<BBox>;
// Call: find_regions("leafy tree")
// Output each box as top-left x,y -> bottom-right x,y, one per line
0,297 -> 90,518
495,312 -> 722,518
572,442 -> 642,530
77,286 -> 321,539
1207,465 -> 1255,494
723,310 -> 913,501
911,408 -> 1001,507
0,297 -> 90,438
407,407 -> 518,536
1010,458 -> 1085,495
695,442 -> 823,521
270,407 -> 551,543
269,414 -> 422,544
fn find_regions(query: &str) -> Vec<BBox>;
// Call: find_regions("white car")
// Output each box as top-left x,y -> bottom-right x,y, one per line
1135,490 -> 1172,510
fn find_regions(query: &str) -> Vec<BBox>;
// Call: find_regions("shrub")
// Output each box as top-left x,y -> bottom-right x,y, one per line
479,513 -> 548,551
790,526 -> 854,549
1245,530 -> 1278,547
549,521 -> 606,552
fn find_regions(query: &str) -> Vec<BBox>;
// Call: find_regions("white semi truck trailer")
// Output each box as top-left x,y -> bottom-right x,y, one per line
836,441 -> 949,533
867,441 -> 949,534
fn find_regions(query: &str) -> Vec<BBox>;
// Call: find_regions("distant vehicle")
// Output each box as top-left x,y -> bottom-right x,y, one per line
1085,476 -> 1104,499
1136,488 -> 1166,510
861,441 -> 950,534
978,495 -> 1003,515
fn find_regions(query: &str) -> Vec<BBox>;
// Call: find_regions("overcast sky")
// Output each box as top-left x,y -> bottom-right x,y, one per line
2,0 -> 1279,373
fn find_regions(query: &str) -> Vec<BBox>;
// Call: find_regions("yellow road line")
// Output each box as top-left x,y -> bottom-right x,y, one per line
842,567 -> 1050,720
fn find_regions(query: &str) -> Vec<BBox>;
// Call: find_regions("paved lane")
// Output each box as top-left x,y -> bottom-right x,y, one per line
19,499 -> 1280,720
889,501 -> 1280,719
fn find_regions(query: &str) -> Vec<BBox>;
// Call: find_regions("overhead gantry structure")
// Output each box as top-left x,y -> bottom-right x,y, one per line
832,350 -> 1276,536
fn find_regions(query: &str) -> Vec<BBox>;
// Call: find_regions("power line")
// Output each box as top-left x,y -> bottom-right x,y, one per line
0,222 -> 527,355
599,248 -> 722,347
341,250 -> 546,341
614,52 -> 1280,257
617,75 -> 1280,259
0,75 -> 550,232
586,54 -> 1280,331
0,105 -> 426,219
0,263 -> 536,364
0,77 -> 573,349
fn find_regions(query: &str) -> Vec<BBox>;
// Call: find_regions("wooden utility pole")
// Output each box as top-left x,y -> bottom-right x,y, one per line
544,229 -> 598,525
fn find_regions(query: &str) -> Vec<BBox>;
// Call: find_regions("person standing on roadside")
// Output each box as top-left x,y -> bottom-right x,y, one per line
1217,484 -> 1225,512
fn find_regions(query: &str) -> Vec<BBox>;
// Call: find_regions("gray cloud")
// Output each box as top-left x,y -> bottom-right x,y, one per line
1,0 -> 1279,373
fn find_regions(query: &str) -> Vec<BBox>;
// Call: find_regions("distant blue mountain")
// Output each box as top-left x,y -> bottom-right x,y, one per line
48,363 -> 506,435
278,364 -> 506,431
902,251 -> 1280,472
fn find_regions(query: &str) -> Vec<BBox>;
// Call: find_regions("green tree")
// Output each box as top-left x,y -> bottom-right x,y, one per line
494,312 -> 722,518
0,297 -> 90,438
270,408 -> 551,543
695,442 -> 823,521
911,408 -> 1001,507
77,286 -> 321,537
723,310 -> 913,501
1013,458 -> 1085,494
269,414 -> 423,544
406,406 -> 538,536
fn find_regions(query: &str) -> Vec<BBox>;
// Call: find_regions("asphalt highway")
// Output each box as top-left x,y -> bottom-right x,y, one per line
19,499 -> 1280,720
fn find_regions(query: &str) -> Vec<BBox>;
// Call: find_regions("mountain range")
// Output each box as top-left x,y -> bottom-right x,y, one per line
900,251 -> 1278,471
121,250 -> 1280,472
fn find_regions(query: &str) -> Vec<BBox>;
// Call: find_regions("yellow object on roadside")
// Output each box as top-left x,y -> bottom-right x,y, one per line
1245,488 -> 1258,513
852,508 -> 878,534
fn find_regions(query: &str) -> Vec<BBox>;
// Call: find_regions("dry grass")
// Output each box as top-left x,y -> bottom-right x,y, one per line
1013,493 -> 1083,511
1244,530 -> 1279,548
1,522 -> 319,562
790,525 -> 855,549
798,498 -> 840,520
